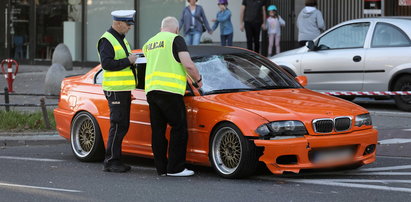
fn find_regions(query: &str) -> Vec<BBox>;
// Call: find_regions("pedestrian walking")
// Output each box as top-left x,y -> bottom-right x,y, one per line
97,10 -> 138,173
265,5 -> 285,56
212,0 -> 233,46
180,0 -> 213,45
297,0 -> 325,46
240,0 -> 267,53
143,16 -> 203,177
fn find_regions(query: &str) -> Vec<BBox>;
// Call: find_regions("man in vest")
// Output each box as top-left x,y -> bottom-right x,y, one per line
97,10 -> 138,172
143,16 -> 202,177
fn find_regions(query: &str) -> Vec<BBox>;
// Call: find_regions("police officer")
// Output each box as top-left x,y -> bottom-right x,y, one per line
97,10 -> 138,172
143,16 -> 202,177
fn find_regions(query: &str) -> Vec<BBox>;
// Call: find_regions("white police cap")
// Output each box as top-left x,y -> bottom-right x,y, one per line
111,10 -> 136,25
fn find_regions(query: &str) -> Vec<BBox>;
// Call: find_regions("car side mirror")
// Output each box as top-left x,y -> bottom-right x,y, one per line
295,75 -> 308,87
306,41 -> 315,51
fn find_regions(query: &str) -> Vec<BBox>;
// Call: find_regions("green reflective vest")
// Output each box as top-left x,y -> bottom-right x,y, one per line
143,32 -> 187,95
98,32 -> 136,91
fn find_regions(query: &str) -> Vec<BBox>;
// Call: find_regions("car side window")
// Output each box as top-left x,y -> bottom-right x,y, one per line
371,22 -> 411,48
317,22 -> 370,50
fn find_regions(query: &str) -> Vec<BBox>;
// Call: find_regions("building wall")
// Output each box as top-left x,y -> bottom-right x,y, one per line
200,0 -> 246,43
3,0 -> 411,64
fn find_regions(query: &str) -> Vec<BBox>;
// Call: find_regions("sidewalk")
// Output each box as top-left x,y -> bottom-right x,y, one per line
0,64 -> 90,146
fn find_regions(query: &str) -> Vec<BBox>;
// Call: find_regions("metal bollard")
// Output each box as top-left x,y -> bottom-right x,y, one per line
4,87 -> 9,111
1,59 -> 19,92
40,98 -> 51,129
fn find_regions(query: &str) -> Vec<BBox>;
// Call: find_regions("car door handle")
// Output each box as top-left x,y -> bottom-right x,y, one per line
353,56 -> 362,62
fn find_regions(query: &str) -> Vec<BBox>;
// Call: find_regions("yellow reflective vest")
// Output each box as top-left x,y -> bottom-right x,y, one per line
98,32 -> 136,91
143,32 -> 187,95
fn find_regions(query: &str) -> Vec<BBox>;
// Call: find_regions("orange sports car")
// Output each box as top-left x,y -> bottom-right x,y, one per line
54,46 -> 378,178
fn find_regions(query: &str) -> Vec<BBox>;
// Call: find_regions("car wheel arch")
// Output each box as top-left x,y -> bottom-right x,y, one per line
389,69 -> 411,90
279,65 -> 297,77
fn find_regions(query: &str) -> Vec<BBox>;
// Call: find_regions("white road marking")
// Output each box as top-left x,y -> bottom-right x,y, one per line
403,129 -> 411,131
359,165 -> 411,172
288,179 -> 411,193
336,172 -> 411,176
378,138 -> 411,145
282,172 -> 411,176
0,182 -> 82,193
0,156 -> 63,162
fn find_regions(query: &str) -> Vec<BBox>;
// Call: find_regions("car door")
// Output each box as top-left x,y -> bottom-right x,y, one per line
301,22 -> 371,91
123,62 -> 153,156
363,22 -> 411,91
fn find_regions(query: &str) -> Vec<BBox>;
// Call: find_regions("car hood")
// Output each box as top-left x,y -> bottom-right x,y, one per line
203,89 -> 367,121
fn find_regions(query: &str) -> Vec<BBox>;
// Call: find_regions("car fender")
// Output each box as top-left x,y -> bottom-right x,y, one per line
271,60 -> 300,76
194,98 -> 269,138
388,64 -> 411,90
72,98 -> 100,119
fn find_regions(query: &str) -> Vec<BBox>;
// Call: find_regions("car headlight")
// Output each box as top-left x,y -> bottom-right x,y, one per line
355,113 -> 372,127
256,121 -> 307,138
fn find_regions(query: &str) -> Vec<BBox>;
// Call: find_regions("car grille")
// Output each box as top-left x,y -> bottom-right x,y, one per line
313,117 -> 352,133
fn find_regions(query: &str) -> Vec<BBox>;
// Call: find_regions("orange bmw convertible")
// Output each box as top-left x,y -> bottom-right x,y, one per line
54,46 -> 378,178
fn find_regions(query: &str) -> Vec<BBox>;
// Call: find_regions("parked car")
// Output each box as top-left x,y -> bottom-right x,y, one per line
270,17 -> 411,111
54,46 -> 377,178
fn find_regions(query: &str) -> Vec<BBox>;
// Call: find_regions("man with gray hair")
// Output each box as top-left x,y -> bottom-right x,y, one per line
143,16 -> 202,177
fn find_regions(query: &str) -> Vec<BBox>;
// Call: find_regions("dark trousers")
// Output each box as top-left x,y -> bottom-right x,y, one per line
220,33 -> 233,46
146,91 -> 188,175
103,90 -> 131,166
245,21 -> 262,53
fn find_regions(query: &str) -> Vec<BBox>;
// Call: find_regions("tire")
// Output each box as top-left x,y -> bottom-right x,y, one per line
70,111 -> 105,162
338,95 -> 356,102
393,75 -> 411,111
209,123 -> 258,178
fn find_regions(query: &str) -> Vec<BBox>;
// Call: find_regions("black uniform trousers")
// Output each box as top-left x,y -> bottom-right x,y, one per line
245,21 -> 263,53
103,90 -> 131,166
146,90 -> 188,175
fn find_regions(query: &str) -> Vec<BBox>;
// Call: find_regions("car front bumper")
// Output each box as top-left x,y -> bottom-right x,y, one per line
254,128 -> 378,174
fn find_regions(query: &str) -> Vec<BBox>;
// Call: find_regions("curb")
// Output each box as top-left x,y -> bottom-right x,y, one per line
0,132 -> 67,147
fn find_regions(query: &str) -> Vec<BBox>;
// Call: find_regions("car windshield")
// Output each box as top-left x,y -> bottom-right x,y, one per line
193,53 -> 301,95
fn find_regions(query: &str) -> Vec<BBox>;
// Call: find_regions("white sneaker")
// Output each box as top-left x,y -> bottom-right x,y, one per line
167,168 -> 195,177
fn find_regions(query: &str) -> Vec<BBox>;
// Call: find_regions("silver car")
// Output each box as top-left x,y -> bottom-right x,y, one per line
271,17 -> 411,111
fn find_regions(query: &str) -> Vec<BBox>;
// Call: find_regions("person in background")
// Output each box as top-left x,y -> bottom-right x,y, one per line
180,0 -> 213,45
212,0 -> 233,46
240,0 -> 267,53
265,5 -> 285,56
97,10 -> 138,172
143,16 -> 202,177
297,0 -> 325,47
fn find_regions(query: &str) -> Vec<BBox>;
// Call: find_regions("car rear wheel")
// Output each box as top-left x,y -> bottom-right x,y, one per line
210,123 -> 258,178
71,111 -> 105,162
393,75 -> 411,111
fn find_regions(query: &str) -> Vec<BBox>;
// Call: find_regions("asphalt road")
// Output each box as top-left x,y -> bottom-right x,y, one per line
0,142 -> 410,202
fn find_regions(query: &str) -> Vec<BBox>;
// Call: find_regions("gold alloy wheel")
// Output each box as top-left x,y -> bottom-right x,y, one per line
212,126 -> 242,175
78,119 -> 95,152
219,131 -> 241,168
71,113 -> 97,158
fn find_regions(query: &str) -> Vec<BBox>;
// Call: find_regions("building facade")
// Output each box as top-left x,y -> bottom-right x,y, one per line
1,0 -> 410,65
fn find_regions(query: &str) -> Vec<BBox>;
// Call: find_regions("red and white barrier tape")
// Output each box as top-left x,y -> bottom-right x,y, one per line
319,91 -> 411,96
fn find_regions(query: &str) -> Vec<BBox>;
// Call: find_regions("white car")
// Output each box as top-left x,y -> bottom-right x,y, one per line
271,17 -> 411,111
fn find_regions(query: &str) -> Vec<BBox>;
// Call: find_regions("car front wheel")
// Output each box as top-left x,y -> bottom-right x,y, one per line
209,123 -> 258,178
393,75 -> 411,111
70,111 -> 105,162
